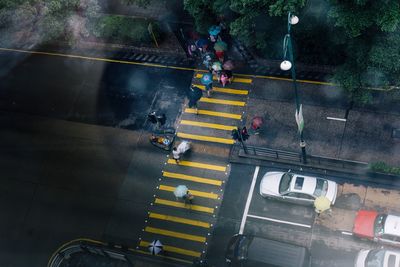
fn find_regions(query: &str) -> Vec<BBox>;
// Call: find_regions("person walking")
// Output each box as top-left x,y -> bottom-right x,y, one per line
172,147 -> 180,164
187,85 -> 203,114
183,190 -> 194,205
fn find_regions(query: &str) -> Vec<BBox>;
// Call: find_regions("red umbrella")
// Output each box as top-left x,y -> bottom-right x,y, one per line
251,116 -> 263,130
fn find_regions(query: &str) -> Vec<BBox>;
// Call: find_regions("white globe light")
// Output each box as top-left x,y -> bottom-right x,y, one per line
280,60 -> 292,71
290,15 -> 299,25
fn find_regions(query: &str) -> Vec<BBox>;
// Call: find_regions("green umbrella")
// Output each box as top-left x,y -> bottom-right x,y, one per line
214,41 -> 227,52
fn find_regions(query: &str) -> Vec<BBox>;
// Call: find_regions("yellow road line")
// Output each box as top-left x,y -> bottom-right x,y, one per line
0,47 -> 335,86
195,73 -> 252,84
139,240 -> 201,257
185,108 -> 241,120
180,120 -> 236,131
149,212 -> 210,228
199,97 -> 245,106
145,226 -> 206,242
167,158 -> 226,171
154,198 -> 214,213
133,248 -> 193,263
177,132 -> 234,145
159,185 -> 218,199
193,84 -> 248,95
163,171 -> 222,186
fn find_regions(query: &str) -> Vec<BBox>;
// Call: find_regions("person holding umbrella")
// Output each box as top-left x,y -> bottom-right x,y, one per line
188,85 -> 203,114
223,60 -> 235,84
148,239 -> 164,255
208,25 -> 221,43
201,72 -> 213,97
213,40 -> 227,62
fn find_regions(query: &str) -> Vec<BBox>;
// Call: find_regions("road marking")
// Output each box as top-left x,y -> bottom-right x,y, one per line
185,108 -> 242,120
133,248 -> 193,263
145,226 -> 206,242
154,198 -> 214,213
326,117 -> 347,122
239,166 -> 259,234
199,97 -> 246,106
193,84 -> 249,95
177,132 -> 235,145
247,214 -> 311,228
163,171 -> 222,186
159,185 -> 218,199
180,120 -> 236,131
149,212 -> 210,228
0,47 -> 336,86
167,159 -> 227,171
341,231 -> 353,236
195,73 -> 252,84
139,240 -> 201,257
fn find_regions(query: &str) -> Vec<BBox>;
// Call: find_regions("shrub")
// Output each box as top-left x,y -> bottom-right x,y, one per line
91,15 -> 163,45
369,162 -> 400,175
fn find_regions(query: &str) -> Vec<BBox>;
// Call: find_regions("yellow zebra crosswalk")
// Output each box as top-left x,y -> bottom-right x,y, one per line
184,108 -> 242,119
149,212 -> 210,228
177,132 -> 234,145
145,226 -> 206,242
162,171 -> 222,186
199,97 -> 245,106
180,120 -> 236,131
154,198 -> 214,213
139,240 -> 201,257
193,84 -> 248,95
195,73 -> 252,84
167,159 -> 227,171
159,185 -> 218,199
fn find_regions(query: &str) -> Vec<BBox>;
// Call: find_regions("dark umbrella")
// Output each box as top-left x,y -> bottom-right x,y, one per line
195,38 -> 209,48
188,85 -> 203,101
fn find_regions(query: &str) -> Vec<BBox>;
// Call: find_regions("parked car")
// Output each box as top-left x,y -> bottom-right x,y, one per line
225,234 -> 311,267
355,248 -> 400,267
259,171 -> 338,205
353,210 -> 400,247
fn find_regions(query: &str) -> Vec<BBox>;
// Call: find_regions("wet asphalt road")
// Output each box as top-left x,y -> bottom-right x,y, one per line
0,50 -> 193,266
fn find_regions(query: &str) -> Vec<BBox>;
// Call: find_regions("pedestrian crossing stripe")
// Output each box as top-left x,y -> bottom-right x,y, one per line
177,132 -> 235,145
199,97 -> 246,106
149,212 -> 210,228
139,240 -> 201,257
195,73 -> 252,84
159,185 -> 218,199
133,248 -> 193,263
163,171 -> 222,186
193,84 -> 248,95
167,158 -> 227,171
145,226 -> 206,242
180,120 -> 236,131
185,108 -> 242,120
154,198 -> 214,213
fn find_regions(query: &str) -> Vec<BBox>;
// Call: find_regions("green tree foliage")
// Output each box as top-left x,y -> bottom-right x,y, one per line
0,0 -> 100,46
328,0 -> 400,103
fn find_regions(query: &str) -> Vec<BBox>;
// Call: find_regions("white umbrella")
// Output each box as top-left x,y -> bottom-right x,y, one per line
148,239 -> 163,255
174,185 -> 188,198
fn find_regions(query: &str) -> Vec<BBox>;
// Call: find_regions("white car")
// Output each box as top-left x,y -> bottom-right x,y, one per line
355,249 -> 400,267
260,171 -> 337,205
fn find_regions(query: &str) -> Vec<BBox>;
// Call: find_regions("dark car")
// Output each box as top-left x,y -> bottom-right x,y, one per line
225,234 -> 311,267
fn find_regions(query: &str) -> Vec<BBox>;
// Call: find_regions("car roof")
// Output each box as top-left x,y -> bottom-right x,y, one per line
290,175 -> 316,196
384,215 -> 400,237
353,210 -> 378,238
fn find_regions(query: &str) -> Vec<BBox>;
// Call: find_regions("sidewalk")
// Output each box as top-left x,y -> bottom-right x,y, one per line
243,76 -> 400,166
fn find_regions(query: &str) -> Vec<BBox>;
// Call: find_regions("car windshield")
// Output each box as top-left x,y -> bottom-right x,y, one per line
374,214 -> 387,236
365,249 -> 385,267
279,172 -> 293,194
313,178 -> 328,197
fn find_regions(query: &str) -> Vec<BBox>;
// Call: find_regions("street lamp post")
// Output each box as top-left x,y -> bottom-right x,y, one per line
280,12 -> 307,164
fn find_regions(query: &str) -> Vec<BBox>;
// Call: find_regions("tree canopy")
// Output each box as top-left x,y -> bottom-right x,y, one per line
184,0 -> 400,103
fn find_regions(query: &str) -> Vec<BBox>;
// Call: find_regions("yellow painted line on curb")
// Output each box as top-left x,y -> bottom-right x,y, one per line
185,108 -> 242,120
177,132 -> 235,145
145,226 -> 206,242
149,212 -> 210,228
180,119 -> 236,131
199,97 -> 245,106
163,171 -> 222,186
195,73 -> 252,84
167,158 -> 226,172
133,249 -> 193,263
154,198 -> 214,213
159,185 -> 218,199
0,47 -> 335,86
139,240 -> 201,257
193,84 -> 248,95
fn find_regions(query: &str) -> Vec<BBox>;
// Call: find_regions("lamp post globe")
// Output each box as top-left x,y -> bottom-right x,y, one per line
290,15 -> 299,25
280,60 -> 292,71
